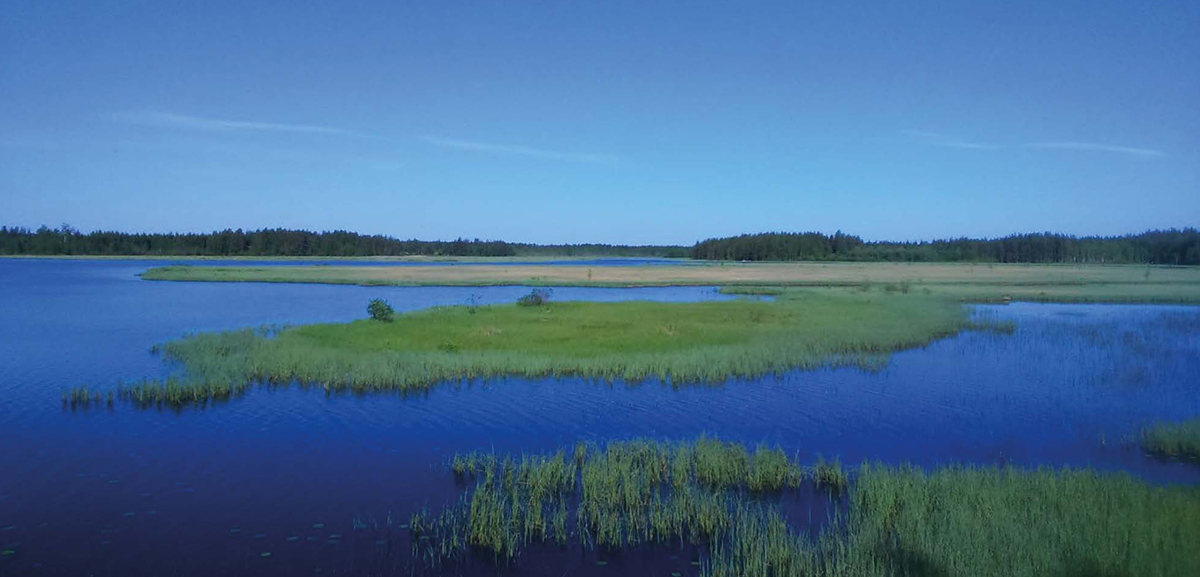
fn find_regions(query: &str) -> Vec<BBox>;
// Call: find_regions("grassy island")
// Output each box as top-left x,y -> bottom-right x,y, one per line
69,289 -> 997,407
408,437 -> 1200,577
140,261 -> 1200,303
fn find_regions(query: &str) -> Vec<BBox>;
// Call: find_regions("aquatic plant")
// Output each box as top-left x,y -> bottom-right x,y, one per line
414,437 -> 808,564
1141,417 -> 1200,461
406,438 -> 1200,577
842,463 -> 1200,577
810,455 -> 848,493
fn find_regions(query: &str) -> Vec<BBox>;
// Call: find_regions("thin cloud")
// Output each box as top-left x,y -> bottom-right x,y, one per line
423,136 -> 618,165
901,130 -> 1162,158
1020,141 -> 1163,158
900,130 -> 998,150
110,110 -> 362,136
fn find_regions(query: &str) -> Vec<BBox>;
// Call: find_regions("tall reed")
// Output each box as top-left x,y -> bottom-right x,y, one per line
1141,417 -> 1200,461
408,438 -> 1200,577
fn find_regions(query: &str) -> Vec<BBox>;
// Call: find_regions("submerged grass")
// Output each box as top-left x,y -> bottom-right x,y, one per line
72,289 -> 994,407
410,438 -> 1200,577
1141,418 -> 1200,462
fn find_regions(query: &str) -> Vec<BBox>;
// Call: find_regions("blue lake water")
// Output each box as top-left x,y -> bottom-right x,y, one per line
0,259 -> 1198,575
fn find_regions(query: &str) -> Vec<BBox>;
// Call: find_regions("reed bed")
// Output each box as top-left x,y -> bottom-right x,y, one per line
70,289 -> 994,407
412,437 -> 828,566
408,438 -> 1200,577
838,464 -> 1200,577
1141,417 -> 1200,461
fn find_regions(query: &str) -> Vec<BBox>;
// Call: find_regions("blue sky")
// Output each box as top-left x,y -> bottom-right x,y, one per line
2,0 -> 1197,244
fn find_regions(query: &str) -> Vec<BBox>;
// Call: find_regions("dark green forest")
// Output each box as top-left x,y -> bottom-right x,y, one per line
3,225 -> 1198,264
691,229 -> 1200,265
0,225 -> 686,258
511,243 -> 689,258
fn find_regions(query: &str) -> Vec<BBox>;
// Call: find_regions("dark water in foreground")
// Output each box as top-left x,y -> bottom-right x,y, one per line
0,259 -> 1198,576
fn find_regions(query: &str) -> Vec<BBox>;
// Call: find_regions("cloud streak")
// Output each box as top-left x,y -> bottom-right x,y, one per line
109,112 -> 616,164
1019,141 -> 1164,158
901,130 -> 1162,158
423,136 -> 618,165
110,110 -> 363,136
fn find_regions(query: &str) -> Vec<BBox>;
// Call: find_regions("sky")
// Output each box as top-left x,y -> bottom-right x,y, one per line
1,0 -> 1197,245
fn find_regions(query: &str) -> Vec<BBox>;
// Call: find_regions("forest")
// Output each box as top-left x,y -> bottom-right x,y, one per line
3,225 -> 1198,264
0,226 -> 517,257
0,225 -> 687,258
691,229 -> 1200,265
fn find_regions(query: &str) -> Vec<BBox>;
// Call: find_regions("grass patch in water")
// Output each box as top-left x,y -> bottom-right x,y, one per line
411,437 -> 816,566
1141,418 -> 1200,462
73,289 -> 992,407
409,438 -> 1200,577
717,285 -> 788,296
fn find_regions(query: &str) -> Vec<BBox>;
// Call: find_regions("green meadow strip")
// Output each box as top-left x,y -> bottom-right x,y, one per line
409,438 -> 1200,577
69,290 -> 1001,408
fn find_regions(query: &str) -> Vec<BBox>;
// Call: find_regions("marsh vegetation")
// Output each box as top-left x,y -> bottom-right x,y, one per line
410,437 -> 1200,577
67,289 -> 994,407
1141,417 -> 1200,462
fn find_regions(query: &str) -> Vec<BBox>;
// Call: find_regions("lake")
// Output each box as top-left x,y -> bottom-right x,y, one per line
1,258 -> 1197,576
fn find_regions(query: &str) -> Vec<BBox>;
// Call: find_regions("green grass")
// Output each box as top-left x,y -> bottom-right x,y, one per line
717,285 -> 789,296
71,288 -> 994,407
840,464 -> 1200,577
409,438 -> 1200,577
412,437 -> 818,564
1141,418 -> 1200,461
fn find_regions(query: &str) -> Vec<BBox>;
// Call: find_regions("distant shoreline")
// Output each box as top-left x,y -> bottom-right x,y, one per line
0,254 -> 689,263
138,261 -> 1200,304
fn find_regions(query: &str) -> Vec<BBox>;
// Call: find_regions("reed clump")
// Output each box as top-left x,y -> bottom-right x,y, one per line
73,289 -> 990,407
409,438 -> 1200,577
1141,417 -> 1200,461
810,455 -> 848,493
414,437 -> 813,564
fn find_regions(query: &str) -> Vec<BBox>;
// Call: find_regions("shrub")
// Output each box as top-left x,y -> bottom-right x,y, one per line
367,298 -> 395,322
516,288 -> 553,307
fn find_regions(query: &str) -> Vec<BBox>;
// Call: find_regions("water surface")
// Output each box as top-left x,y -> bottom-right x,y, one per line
0,259 -> 1197,576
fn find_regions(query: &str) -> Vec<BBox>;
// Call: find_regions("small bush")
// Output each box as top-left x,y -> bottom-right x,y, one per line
367,298 -> 395,322
517,288 -> 553,307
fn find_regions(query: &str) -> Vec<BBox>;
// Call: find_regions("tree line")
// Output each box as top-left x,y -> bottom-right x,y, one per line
0,225 -> 517,257
690,229 -> 1200,265
512,243 -> 690,258
0,225 -> 686,258
4,224 -> 1197,264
